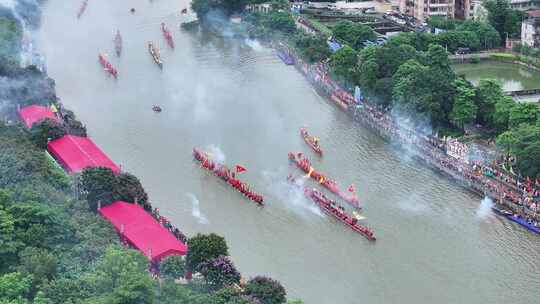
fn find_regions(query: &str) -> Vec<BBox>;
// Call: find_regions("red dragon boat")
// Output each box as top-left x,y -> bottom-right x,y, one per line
288,175 -> 375,241
77,0 -> 88,19
114,30 -> 122,57
300,127 -> 322,155
98,53 -> 118,79
193,148 -> 264,205
288,152 -> 359,208
161,23 -> 175,49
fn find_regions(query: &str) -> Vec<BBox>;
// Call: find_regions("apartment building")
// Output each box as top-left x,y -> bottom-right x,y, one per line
522,10 -> 540,48
399,0 -> 477,22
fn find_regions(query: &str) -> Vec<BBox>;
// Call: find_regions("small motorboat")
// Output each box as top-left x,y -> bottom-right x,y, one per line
152,105 -> 162,112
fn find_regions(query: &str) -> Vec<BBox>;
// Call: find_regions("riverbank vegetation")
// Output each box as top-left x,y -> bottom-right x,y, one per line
190,0 -> 540,177
1,2 -> 298,303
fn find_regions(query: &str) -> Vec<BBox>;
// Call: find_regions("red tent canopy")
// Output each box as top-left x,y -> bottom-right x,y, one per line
47,135 -> 120,174
18,105 -> 58,128
98,201 -> 188,261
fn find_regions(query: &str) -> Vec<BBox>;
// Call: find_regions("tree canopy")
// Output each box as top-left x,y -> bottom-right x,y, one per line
330,45 -> 358,81
331,21 -> 376,49
244,276 -> 287,304
186,233 -> 229,272
484,0 -> 524,40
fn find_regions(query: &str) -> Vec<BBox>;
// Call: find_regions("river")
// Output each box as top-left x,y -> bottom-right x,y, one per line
37,1 -> 540,303
452,61 -> 540,92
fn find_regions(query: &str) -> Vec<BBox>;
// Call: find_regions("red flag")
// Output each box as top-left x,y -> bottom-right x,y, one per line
348,184 -> 355,193
235,165 -> 246,173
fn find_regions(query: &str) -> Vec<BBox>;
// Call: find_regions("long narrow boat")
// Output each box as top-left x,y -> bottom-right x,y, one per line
114,30 -> 122,57
148,42 -> 163,68
300,127 -> 322,155
506,214 -> 540,234
288,176 -> 375,240
288,152 -> 359,208
308,188 -> 375,240
77,0 -> 88,19
193,148 -> 264,205
98,53 -> 118,79
161,23 -> 175,49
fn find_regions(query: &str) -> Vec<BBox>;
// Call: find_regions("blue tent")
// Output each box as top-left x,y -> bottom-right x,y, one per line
327,40 -> 342,53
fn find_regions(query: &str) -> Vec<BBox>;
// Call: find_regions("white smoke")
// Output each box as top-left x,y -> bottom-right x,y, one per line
0,0 -> 16,9
205,144 -> 226,163
193,84 -> 212,122
397,192 -> 429,214
263,169 -> 323,218
187,193 -> 209,224
245,38 -> 263,52
475,196 -> 494,220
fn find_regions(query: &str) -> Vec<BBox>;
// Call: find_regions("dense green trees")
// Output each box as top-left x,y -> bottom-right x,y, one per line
244,276 -> 287,304
30,119 -> 66,149
80,167 -> 117,209
484,0 -> 524,40
497,124 -> 540,177
186,233 -> 229,272
199,256 -> 241,289
160,255 -> 186,280
330,45 -> 357,80
456,20 -> 501,49
267,12 -> 296,33
80,167 -> 149,210
391,45 -> 455,126
191,0 -> 248,20
331,21 -> 376,50
292,33 -> 331,63
450,78 -> 478,130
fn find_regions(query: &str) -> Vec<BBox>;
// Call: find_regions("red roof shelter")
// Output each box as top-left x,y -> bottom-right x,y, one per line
99,201 -> 188,261
47,135 -> 120,174
18,105 -> 58,128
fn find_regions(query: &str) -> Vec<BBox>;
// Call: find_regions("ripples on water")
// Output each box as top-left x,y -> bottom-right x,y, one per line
38,0 -> 540,303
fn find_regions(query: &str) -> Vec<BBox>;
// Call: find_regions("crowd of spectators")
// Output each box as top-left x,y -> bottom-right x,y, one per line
290,49 -> 540,224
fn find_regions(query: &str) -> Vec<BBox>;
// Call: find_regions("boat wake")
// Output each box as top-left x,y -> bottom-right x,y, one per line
187,193 -> 209,224
475,196 -> 494,220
